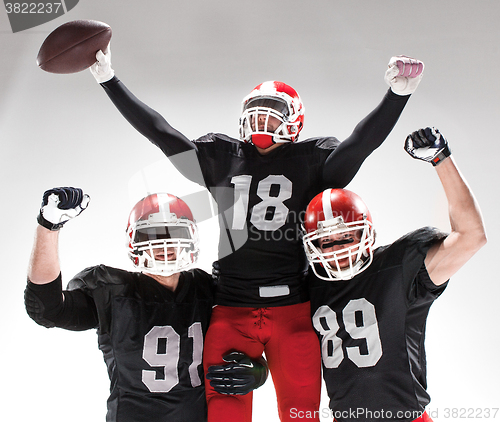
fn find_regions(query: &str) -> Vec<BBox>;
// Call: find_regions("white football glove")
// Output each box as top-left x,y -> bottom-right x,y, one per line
37,187 -> 90,231
90,46 -> 115,83
384,55 -> 424,96
404,127 -> 451,166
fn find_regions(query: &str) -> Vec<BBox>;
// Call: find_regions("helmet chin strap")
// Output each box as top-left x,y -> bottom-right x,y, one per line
251,134 -> 275,149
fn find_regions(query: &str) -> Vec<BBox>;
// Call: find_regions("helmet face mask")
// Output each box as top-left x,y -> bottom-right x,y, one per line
303,218 -> 374,281
303,189 -> 375,281
239,81 -> 304,148
126,194 -> 200,276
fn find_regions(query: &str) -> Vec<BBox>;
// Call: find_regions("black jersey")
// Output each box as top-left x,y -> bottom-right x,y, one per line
100,78 -> 410,307
194,134 -> 338,306
308,228 -> 448,422
25,266 -> 214,422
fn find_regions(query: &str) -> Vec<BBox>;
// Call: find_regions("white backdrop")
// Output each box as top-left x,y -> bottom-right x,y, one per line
1,1 -> 498,421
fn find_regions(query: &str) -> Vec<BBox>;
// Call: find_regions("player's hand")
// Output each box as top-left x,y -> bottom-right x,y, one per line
90,45 -> 114,83
384,55 -> 424,96
37,187 -> 90,231
405,127 -> 452,166
206,351 -> 269,395
212,261 -> 221,282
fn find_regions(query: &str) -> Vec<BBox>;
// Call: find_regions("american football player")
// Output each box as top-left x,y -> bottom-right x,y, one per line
89,48 -> 424,422
303,127 -> 486,422
25,188 -> 267,422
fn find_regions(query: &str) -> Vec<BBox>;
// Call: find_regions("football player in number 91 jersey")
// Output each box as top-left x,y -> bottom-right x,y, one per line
303,127 -> 486,422
25,189 -> 267,422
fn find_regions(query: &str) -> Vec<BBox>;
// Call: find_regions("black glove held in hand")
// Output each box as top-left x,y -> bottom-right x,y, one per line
206,351 -> 269,395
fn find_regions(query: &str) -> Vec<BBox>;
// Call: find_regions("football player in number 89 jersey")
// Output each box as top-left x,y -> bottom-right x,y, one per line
25,189 -> 267,422
304,127 -> 486,422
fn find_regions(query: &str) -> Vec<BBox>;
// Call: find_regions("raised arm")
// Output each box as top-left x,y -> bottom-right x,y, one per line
323,56 -> 424,187
90,48 -> 196,157
25,188 -> 97,330
405,127 -> 487,286
28,187 -> 90,284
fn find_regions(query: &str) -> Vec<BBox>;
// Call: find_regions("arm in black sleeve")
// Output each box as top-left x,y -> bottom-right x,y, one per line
322,89 -> 410,187
25,274 -> 98,331
100,77 -> 207,186
100,76 -> 196,156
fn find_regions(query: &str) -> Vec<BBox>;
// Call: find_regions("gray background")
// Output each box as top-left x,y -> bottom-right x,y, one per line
1,1 -> 498,420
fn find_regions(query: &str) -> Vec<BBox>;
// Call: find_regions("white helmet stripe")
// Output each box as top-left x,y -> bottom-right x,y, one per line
322,188 -> 334,220
157,195 -> 171,218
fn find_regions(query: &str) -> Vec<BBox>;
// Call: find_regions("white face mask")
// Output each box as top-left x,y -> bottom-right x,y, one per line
128,220 -> 200,275
303,220 -> 374,281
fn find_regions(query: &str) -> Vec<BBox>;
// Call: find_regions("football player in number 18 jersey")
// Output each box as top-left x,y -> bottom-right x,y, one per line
25,188 -> 267,422
304,128 -> 486,422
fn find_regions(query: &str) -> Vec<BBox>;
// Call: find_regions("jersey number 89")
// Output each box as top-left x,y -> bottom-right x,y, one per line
313,298 -> 383,368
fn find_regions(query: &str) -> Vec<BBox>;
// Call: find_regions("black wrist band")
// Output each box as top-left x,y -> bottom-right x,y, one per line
431,145 -> 452,166
37,213 -> 63,231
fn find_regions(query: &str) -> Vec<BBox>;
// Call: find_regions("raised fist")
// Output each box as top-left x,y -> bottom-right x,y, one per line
385,55 -> 424,95
405,127 -> 452,166
37,187 -> 90,231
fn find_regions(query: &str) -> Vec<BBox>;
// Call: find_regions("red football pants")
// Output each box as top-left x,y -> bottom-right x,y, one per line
203,301 -> 322,422
414,412 -> 433,422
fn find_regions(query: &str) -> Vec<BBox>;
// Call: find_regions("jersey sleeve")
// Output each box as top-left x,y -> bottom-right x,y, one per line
99,77 -> 206,186
415,264 -> 448,297
322,89 -> 410,187
402,227 -> 449,301
25,273 -> 98,331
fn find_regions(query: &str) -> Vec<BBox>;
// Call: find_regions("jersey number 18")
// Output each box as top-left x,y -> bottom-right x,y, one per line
231,175 -> 292,231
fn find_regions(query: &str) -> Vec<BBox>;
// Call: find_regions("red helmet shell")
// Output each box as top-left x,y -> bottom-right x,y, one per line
239,80 -> 305,145
304,189 -> 372,233
303,189 -> 375,281
251,81 -> 301,105
126,193 -> 199,275
127,193 -> 194,231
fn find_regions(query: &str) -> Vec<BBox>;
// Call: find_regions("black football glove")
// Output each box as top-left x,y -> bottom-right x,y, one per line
404,126 -> 451,166
212,261 -> 221,282
206,351 -> 269,395
37,187 -> 90,231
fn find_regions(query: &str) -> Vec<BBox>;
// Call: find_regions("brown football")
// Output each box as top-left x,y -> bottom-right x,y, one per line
37,20 -> 112,74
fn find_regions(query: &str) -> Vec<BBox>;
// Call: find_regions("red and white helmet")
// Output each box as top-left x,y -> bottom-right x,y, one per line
239,81 -> 305,149
126,193 -> 200,275
303,189 -> 375,281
